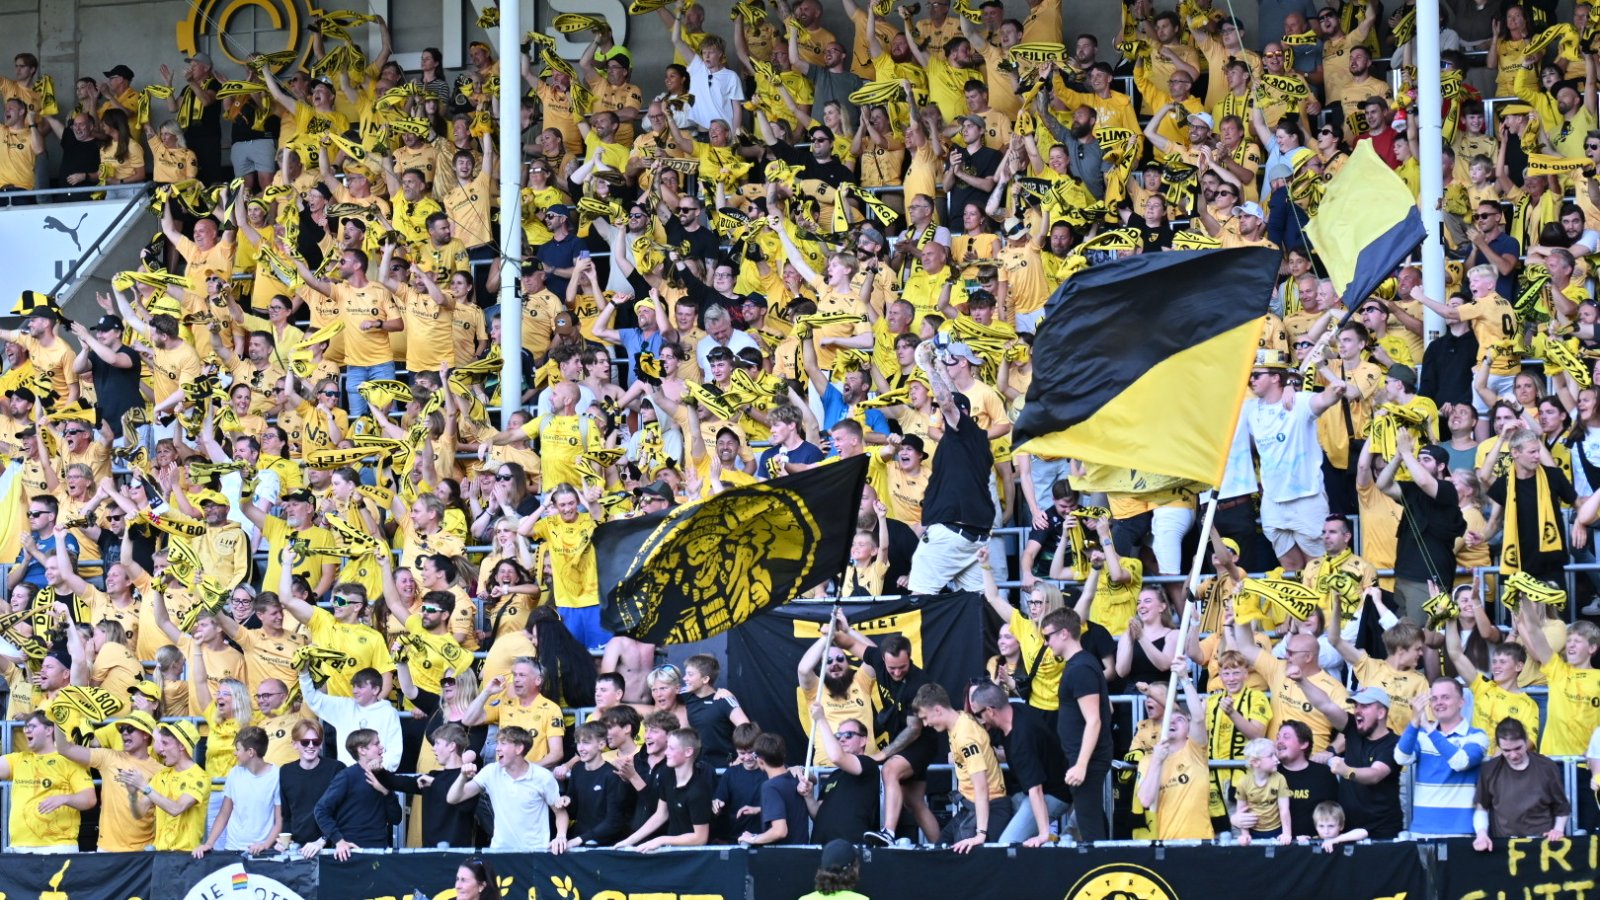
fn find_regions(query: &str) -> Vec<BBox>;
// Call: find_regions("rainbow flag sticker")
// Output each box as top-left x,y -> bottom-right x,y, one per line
232,871 -> 249,891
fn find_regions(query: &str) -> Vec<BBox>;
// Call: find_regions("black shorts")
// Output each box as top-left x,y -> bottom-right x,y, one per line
894,739 -> 938,781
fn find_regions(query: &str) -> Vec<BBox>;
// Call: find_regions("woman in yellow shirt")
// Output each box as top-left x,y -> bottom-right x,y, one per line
951,202 -> 1001,280
98,108 -> 146,184
903,113 -> 942,219
146,119 -> 198,184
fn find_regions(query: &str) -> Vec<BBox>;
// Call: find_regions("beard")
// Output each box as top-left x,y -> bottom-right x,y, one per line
824,669 -> 856,698
1070,120 -> 1094,140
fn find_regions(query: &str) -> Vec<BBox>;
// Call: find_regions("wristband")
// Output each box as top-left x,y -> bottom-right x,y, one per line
141,785 -> 153,796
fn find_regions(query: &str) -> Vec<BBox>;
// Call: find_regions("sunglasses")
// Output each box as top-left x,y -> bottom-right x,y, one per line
421,605 -> 443,615
26,510 -> 48,518
1360,307 -> 1383,314
116,725 -> 138,734
1216,190 -> 1237,197
1040,629 -> 1060,640
297,738 -> 323,748
834,731 -> 865,739
826,655 -> 848,663
331,594 -> 355,607
441,677 -> 457,687
677,207 -> 698,214
1249,371 -> 1272,380
1318,128 -> 1335,136
321,389 -> 339,396
64,429 -> 87,436
495,473 -> 513,481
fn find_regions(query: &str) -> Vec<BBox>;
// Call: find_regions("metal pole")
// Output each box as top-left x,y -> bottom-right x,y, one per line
497,0 -> 524,428
1151,491 -> 1221,812
1415,0 -> 1448,345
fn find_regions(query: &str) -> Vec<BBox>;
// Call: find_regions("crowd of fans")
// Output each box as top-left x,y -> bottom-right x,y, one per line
1,0 -> 1599,861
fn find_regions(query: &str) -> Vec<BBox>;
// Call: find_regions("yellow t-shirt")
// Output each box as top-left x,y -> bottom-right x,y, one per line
307,607 -> 397,697
1139,740 -> 1214,839
948,711 -> 1006,802
800,666 -> 877,764
152,763 -> 212,850
402,614 -> 471,695
1230,769 -> 1290,832
483,691 -> 566,761
3,751 -> 92,848
1539,656 -> 1600,756
335,281 -> 401,367
1468,673 -> 1541,755
88,747 -> 161,850
1010,610 -> 1062,713
395,284 -> 455,371
530,514 -> 599,608
1252,654 -> 1349,753
1091,558 -> 1144,637
234,627 -> 308,695
1353,654 -> 1430,734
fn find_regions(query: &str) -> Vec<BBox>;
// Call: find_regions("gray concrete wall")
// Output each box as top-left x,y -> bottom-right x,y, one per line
15,0 -> 1151,109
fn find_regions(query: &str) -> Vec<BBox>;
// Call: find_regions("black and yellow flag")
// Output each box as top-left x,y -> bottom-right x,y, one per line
598,456 -> 868,644
1303,141 -> 1426,306
1012,247 -> 1279,485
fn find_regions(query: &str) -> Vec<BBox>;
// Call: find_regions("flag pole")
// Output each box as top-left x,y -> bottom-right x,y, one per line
804,608 -> 841,780
1151,487 -> 1221,812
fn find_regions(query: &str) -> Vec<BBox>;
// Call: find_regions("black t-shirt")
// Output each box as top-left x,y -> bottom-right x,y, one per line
279,757 -> 347,844
229,101 -> 280,143
57,128 -> 101,184
920,409 -> 996,528
1338,719 -> 1403,839
630,748 -> 667,832
864,646 -> 941,762
1394,479 -> 1464,582
1026,509 -> 1067,577
397,767 -> 476,847
568,760 -> 637,845
684,692 -> 740,768
1133,219 -> 1173,252
666,220 -> 722,265
659,765 -> 714,836
759,771 -> 811,844
1003,703 -> 1071,803
89,343 -> 142,416
1280,761 -> 1340,838
811,754 -> 880,843
946,144 -> 1002,223
1057,649 -> 1114,770
1487,465 -> 1577,580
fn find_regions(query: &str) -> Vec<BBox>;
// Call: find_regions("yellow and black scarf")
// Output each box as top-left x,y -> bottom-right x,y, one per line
1501,463 -> 1561,574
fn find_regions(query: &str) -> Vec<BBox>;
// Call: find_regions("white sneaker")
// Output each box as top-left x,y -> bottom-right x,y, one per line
1582,601 -> 1600,616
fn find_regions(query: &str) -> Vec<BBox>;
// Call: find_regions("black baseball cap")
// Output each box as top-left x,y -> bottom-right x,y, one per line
91,315 -> 123,332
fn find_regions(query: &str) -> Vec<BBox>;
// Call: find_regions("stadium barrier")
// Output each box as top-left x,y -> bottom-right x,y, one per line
0,836 -> 1572,900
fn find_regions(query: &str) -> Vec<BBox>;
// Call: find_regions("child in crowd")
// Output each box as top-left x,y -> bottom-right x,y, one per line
713,722 -> 766,840
1232,738 -> 1292,845
1309,801 -> 1368,852
566,722 -> 635,846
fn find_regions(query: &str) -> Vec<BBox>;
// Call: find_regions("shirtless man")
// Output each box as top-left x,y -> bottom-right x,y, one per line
602,635 -> 657,703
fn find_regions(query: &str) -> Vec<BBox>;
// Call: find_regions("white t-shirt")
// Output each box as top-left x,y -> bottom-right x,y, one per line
686,57 -> 745,131
1244,393 -> 1323,503
696,329 -> 760,371
474,762 -> 562,851
220,763 -> 282,850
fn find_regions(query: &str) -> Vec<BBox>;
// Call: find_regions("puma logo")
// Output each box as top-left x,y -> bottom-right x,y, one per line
44,213 -> 88,251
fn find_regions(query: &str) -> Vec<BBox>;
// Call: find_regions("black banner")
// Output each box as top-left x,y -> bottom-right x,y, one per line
0,840 -> 1566,898
726,592 -> 986,759
324,848 -> 748,899
748,843 -> 1429,900
0,851 -> 151,900
598,456 -> 869,644
1431,835 -> 1600,900
158,855 -> 320,900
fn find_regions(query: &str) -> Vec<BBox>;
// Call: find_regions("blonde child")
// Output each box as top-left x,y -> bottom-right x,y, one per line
839,509 -> 890,597
1232,738 -> 1292,845
1310,800 -> 1368,852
